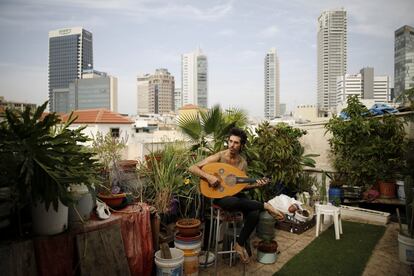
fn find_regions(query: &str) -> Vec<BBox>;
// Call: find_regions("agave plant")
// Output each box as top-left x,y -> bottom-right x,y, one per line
177,105 -> 248,154
0,101 -> 99,211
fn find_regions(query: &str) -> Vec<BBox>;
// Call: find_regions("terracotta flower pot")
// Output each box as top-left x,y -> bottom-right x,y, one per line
97,192 -> 126,208
378,180 -> 396,199
175,218 -> 201,237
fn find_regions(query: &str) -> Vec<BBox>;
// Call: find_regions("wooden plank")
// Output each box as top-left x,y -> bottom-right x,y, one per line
160,242 -> 172,259
76,224 -> 131,276
0,240 -> 37,276
340,205 -> 390,225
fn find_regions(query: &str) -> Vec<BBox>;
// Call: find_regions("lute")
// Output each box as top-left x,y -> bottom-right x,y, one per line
200,162 -> 268,198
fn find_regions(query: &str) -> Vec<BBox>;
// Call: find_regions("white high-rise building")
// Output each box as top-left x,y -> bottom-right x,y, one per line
137,74 -> 150,114
337,68 -> 390,105
317,9 -> 347,111
181,48 -> 208,108
264,48 -> 280,119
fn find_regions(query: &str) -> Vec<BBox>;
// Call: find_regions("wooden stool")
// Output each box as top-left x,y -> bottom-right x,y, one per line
315,204 -> 343,240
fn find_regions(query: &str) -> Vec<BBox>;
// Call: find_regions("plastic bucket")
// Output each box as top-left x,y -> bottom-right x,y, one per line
175,238 -> 201,276
396,180 -> 406,201
155,248 -> 184,276
398,232 -> 414,265
328,188 -> 344,206
183,250 -> 199,276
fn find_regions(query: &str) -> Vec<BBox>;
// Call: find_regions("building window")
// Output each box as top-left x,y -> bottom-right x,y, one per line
110,128 -> 120,138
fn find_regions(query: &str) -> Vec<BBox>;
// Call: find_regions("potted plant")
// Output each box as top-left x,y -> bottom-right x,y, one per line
326,172 -> 346,206
325,96 -> 407,192
0,102 -> 98,235
245,121 -> 318,201
91,131 -> 129,208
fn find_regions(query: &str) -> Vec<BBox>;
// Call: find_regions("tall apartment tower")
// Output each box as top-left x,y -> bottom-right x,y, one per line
137,69 -> 175,114
317,9 -> 347,111
137,74 -> 151,114
394,25 -> 414,100
148,69 -> 175,114
181,48 -> 208,108
48,27 -> 93,112
264,48 -> 280,119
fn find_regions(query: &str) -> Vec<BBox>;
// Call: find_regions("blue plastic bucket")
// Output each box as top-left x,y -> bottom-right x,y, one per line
328,188 -> 344,206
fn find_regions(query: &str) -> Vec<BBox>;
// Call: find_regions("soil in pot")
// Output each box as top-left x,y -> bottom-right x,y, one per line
176,218 -> 201,237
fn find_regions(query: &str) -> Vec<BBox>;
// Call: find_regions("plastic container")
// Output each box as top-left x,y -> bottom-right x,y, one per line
398,232 -> 414,265
257,250 -> 277,264
183,250 -> 199,276
328,187 -> 344,206
256,211 -> 276,240
396,180 -> 406,201
31,200 -> 68,235
69,184 -> 94,225
198,251 -> 215,268
155,248 -> 184,276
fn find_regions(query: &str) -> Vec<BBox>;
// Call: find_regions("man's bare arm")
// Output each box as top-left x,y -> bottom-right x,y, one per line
188,152 -> 221,185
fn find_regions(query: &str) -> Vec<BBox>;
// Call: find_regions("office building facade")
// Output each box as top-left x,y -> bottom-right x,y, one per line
181,48 -> 208,108
68,70 -> 118,112
48,27 -> 93,112
137,69 -> 175,114
337,67 -> 390,105
137,74 -> 151,114
148,69 -> 175,114
317,9 -> 347,111
174,87 -> 182,112
264,48 -> 280,119
394,25 -> 414,99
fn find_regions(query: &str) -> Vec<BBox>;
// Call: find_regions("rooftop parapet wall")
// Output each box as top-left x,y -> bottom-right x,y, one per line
297,111 -> 414,171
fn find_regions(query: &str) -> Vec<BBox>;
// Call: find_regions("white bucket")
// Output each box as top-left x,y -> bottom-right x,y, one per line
398,232 -> 414,265
31,200 -> 68,236
155,248 -> 184,276
396,180 -> 405,201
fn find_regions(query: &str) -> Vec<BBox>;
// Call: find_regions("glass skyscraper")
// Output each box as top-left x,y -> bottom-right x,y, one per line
48,27 -> 93,112
394,25 -> 414,100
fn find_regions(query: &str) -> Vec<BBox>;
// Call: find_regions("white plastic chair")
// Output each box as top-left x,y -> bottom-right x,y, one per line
315,204 -> 343,240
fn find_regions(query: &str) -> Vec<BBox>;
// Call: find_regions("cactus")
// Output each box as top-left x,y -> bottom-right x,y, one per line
320,173 -> 327,204
404,176 -> 413,237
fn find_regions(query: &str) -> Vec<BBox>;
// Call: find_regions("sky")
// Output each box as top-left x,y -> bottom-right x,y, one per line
0,0 -> 413,118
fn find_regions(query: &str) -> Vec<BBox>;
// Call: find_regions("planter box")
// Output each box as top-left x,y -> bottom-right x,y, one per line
340,205 -> 390,225
276,216 -> 316,234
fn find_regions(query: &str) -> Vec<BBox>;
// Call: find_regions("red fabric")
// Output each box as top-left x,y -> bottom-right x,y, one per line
33,203 -> 153,276
118,204 -> 154,276
34,234 -> 74,276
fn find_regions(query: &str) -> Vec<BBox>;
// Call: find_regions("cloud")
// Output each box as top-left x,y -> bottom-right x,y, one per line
258,25 -> 279,38
217,29 -> 236,36
0,0 -> 234,27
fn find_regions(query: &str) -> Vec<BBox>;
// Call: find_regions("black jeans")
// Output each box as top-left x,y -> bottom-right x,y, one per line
214,194 -> 264,247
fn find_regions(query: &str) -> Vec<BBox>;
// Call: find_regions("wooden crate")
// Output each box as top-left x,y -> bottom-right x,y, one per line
276,216 -> 316,234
